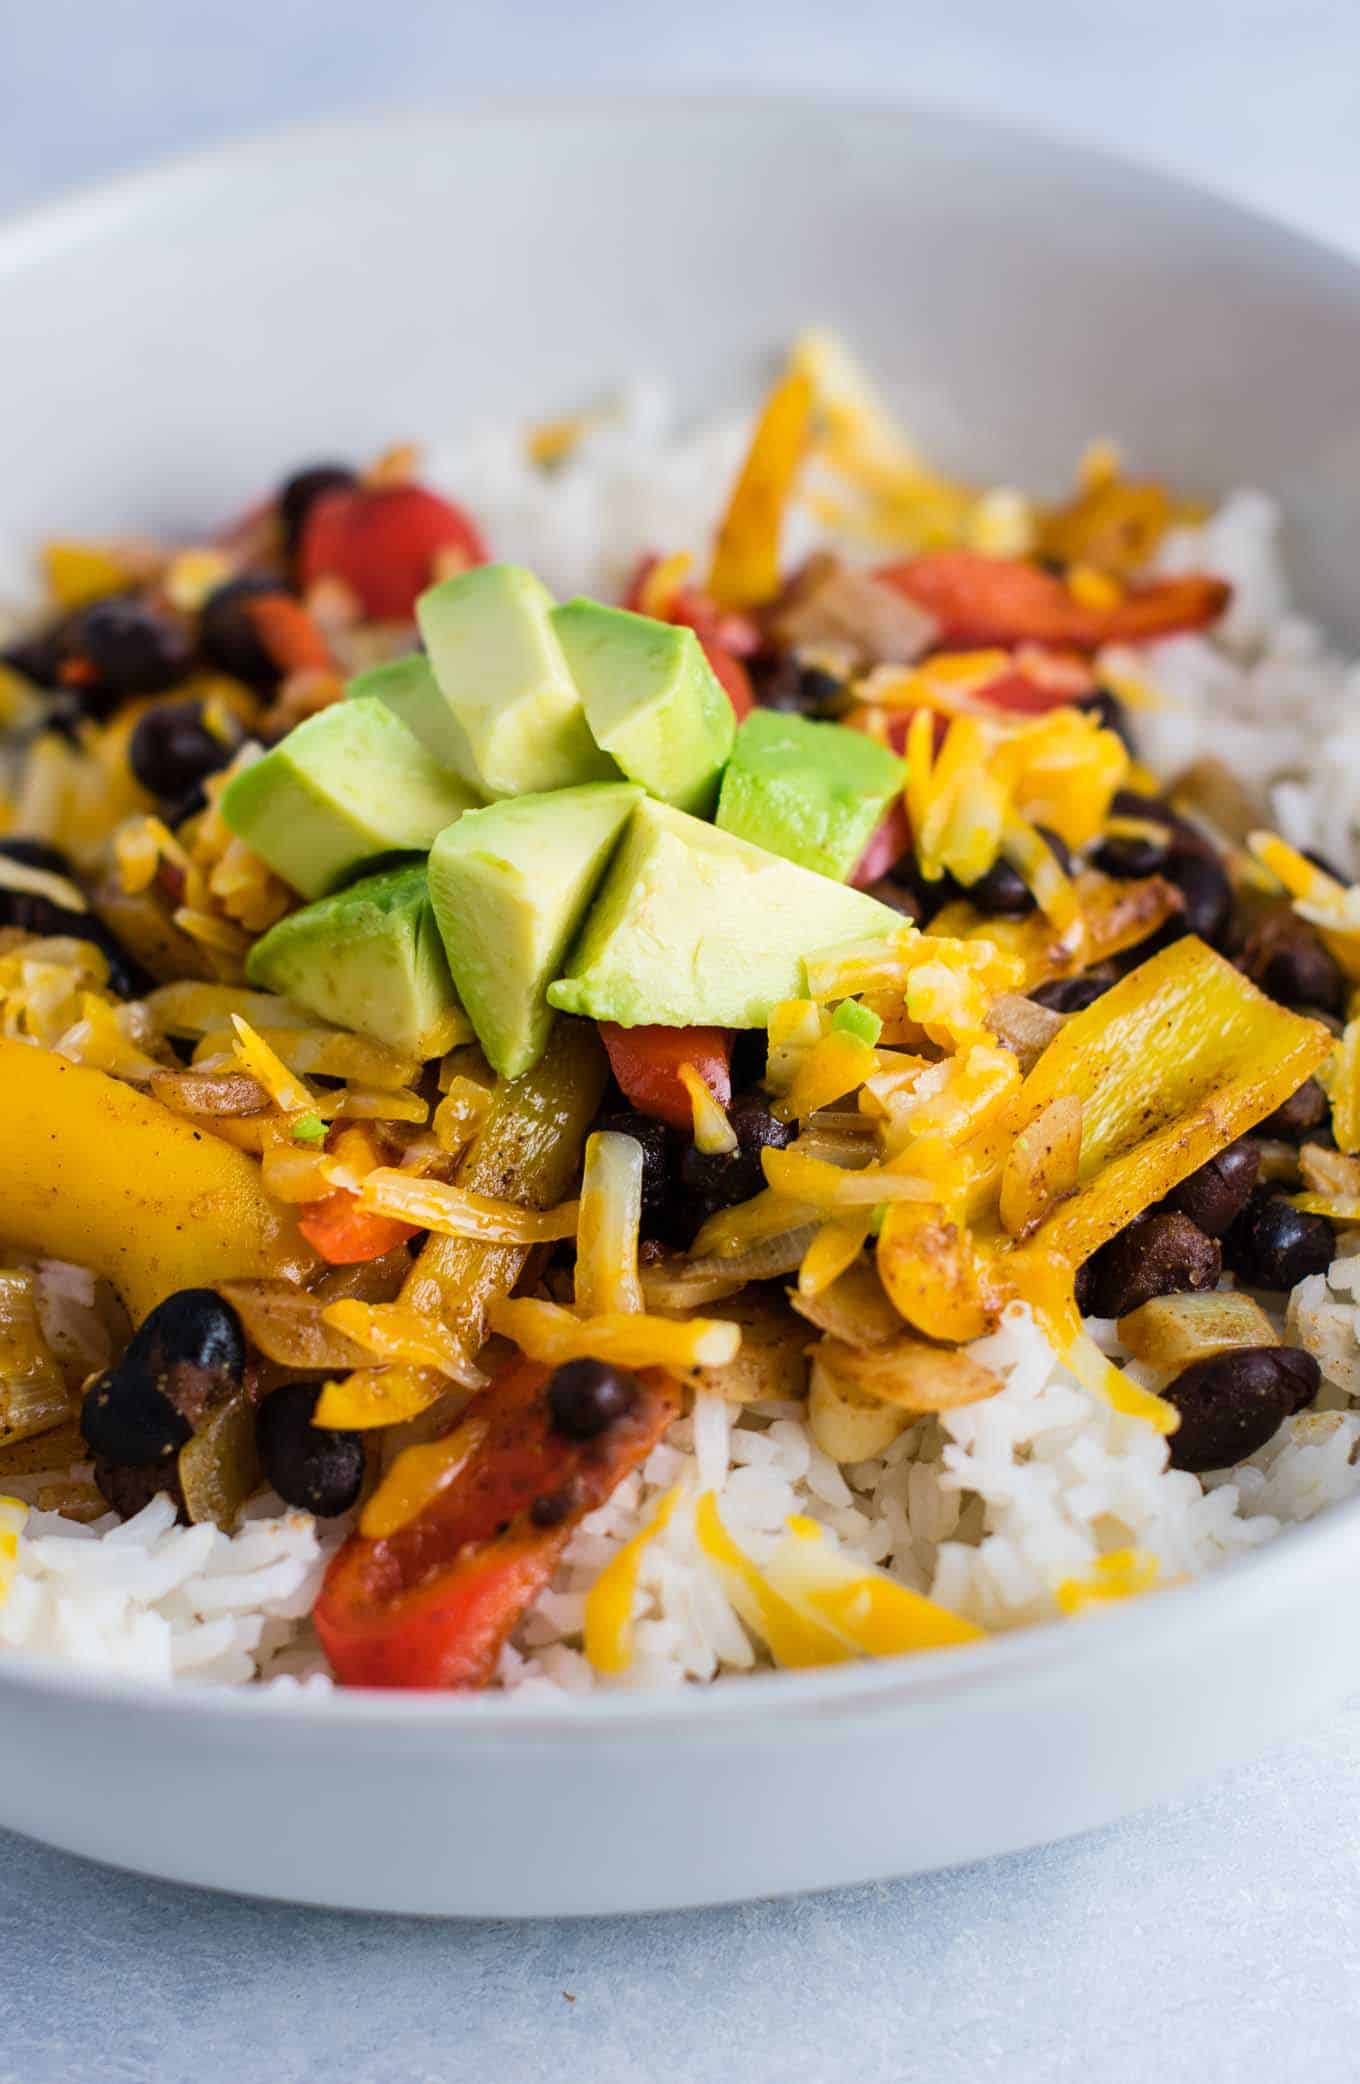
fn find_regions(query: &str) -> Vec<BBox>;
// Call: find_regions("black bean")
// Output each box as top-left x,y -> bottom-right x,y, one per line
885,853 -> 953,925
1164,1346 -> 1320,1472
1162,1139 -> 1260,1238
199,575 -> 290,687
1092,830 -> 1168,880
0,884 -> 147,999
728,1028 -> 769,1088
0,837 -> 75,877
1259,1077 -> 1329,1142
864,876 -> 925,922
2,621 -> 68,690
1163,848 -> 1232,946
1223,1191 -> 1335,1291
964,827 -> 1073,920
58,597 -> 192,713
256,1380 -> 365,1516
91,1455 -> 186,1522
279,463 -> 356,555
1081,686 -> 1135,750
679,1090 -> 795,1211
117,1288 -> 247,1432
528,1485 -> 578,1529
593,1111 -> 674,1218
751,655 -> 847,719
1078,1210 -> 1221,1320
1239,915 -> 1345,1017
964,856 -> 1033,918
128,698 -> 236,803
547,1360 -> 640,1441
81,1369 -> 192,1466
1030,966 -> 1118,1014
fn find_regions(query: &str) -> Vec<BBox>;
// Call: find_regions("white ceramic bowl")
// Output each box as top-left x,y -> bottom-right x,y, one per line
4,102 -> 1360,1917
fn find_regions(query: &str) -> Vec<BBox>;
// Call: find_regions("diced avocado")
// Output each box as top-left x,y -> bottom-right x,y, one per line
428,782 -> 641,1078
245,864 -> 472,1060
715,710 -> 906,882
416,564 -> 617,798
347,654 -> 484,798
547,800 -> 903,1029
219,697 -> 476,899
552,598 -> 735,814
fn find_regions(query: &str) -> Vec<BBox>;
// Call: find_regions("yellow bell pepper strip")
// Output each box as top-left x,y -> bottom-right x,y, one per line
877,1202 -> 993,1343
707,369 -> 814,610
1013,938 -> 1333,1269
316,1356 -> 680,1690
0,1036 -> 315,1321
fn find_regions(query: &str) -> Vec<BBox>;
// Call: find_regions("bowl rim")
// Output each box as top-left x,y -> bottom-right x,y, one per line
3,94 -> 1360,1735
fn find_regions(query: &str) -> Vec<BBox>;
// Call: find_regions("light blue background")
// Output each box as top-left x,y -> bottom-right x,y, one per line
3,7 -> 1360,2079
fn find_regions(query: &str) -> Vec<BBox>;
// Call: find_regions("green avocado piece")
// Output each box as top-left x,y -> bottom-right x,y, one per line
547,800 -> 904,1029
715,710 -> 906,882
347,654 -> 485,798
552,598 -> 735,814
219,697 -> 476,899
427,781 -> 642,1078
245,864 -> 472,1060
415,563 -> 618,798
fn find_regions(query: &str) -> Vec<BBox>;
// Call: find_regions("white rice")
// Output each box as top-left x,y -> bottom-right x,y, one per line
6,383 -> 1360,1693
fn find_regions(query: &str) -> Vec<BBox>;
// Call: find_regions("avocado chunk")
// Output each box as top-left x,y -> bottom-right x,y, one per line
552,598 -> 735,814
219,697 -> 476,898
428,782 -> 642,1077
415,564 -> 617,798
716,710 -> 905,882
547,800 -> 904,1029
347,654 -> 484,798
245,864 -> 472,1059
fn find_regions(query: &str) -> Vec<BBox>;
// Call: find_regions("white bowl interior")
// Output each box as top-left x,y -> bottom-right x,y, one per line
5,103 -> 1360,634
4,102 -> 1360,1911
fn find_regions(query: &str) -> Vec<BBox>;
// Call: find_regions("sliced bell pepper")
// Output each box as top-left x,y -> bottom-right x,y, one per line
297,1190 -> 418,1265
314,1355 -> 680,1689
1011,937 -> 1333,1265
875,550 -> 1229,651
0,1037 -> 315,1321
707,369 -> 814,611
599,1021 -> 732,1132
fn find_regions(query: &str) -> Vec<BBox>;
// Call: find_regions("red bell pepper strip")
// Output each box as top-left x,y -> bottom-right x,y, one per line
299,482 -> 489,622
297,1190 -> 419,1266
622,555 -> 757,719
875,550 -> 1229,652
315,1356 -> 681,1688
599,1021 -> 733,1132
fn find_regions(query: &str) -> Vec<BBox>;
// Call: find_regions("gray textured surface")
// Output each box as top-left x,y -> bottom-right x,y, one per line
3,5 -> 1360,2078
5,1704 -> 1360,2082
